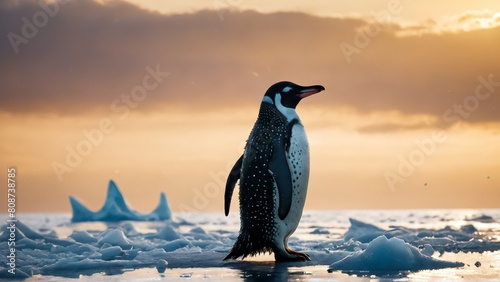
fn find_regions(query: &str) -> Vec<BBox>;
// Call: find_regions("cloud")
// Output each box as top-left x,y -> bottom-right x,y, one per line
1,0 -> 499,126
357,122 -> 433,133
455,10 -> 500,29
398,10 -> 500,35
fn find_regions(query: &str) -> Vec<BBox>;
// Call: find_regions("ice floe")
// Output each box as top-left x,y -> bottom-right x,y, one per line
1,186 -> 498,279
328,235 -> 463,275
2,211 -> 498,279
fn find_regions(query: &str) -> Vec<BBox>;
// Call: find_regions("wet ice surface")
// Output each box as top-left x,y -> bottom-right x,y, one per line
1,209 -> 500,281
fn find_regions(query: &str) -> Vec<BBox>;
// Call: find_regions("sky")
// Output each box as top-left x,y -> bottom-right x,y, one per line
0,0 -> 499,213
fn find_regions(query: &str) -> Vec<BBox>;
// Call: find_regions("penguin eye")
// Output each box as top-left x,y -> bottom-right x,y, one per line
282,86 -> 293,93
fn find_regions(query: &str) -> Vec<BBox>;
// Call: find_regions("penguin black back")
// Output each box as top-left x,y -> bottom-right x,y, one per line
227,102 -> 290,259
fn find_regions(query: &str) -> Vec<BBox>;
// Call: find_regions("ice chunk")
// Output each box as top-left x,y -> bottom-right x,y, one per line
69,180 -> 171,222
460,224 -> 478,234
158,238 -> 190,252
69,230 -> 98,244
466,214 -> 494,223
156,259 -> 168,273
65,244 -> 96,255
98,229 -> 132,248
0,223 -> 26,241
121,222 -> 140,236
100,246 -> 124,260
2,221 -> 71,247
186,227 -> 215,241
346,219 -> 493,254
311,228 -> 330,235
41,257 -> 140,275
417,225 -> 473,241
135,248 -> 168,262
421,244 -> 435,256
15,221 -> 48,240
344,218 -> 385,243
0,268 -> 32,279
190,227 -> 206,234
328,236 -> 464,275
17,238 -> 53,251
146,224 -> 182,241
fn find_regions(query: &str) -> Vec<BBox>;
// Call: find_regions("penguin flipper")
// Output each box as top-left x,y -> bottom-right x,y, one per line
225,154 -> 243,216
285,119 -> 299,153
269,145 -> 293,220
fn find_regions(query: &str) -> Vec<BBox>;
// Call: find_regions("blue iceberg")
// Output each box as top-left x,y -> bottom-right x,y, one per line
69,180 -> 171,222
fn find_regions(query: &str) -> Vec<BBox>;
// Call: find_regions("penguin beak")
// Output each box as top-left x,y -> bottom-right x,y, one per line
298,85 -> 325,98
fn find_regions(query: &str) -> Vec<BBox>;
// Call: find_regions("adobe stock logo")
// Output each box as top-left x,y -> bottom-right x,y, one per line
213,0 -> 244,21
177,114 -> 285,213
177,140 -> 246,213
384,74 -> 499,191
339,0 -> 411,63
7,0 -> 70,54
51,65 -> 170,182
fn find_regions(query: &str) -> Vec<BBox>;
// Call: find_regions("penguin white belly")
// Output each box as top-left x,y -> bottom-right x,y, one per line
275,122 -> 310,240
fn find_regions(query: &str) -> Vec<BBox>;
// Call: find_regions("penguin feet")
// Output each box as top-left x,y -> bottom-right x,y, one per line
274,247 -> 311,262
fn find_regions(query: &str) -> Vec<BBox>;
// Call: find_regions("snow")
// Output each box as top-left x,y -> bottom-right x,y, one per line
0,185 -> 499,280
69,180 -> 171,222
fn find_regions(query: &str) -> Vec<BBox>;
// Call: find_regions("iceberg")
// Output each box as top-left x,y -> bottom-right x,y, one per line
69,180 -> 171,222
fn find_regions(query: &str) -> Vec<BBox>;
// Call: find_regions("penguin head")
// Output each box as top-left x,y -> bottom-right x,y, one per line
263,81 -> 325,109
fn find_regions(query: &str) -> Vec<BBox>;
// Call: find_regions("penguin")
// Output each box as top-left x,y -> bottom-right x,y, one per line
224,81 -> 325,262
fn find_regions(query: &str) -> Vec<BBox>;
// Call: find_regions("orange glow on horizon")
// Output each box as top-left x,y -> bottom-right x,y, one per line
1,109 -> 499,213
